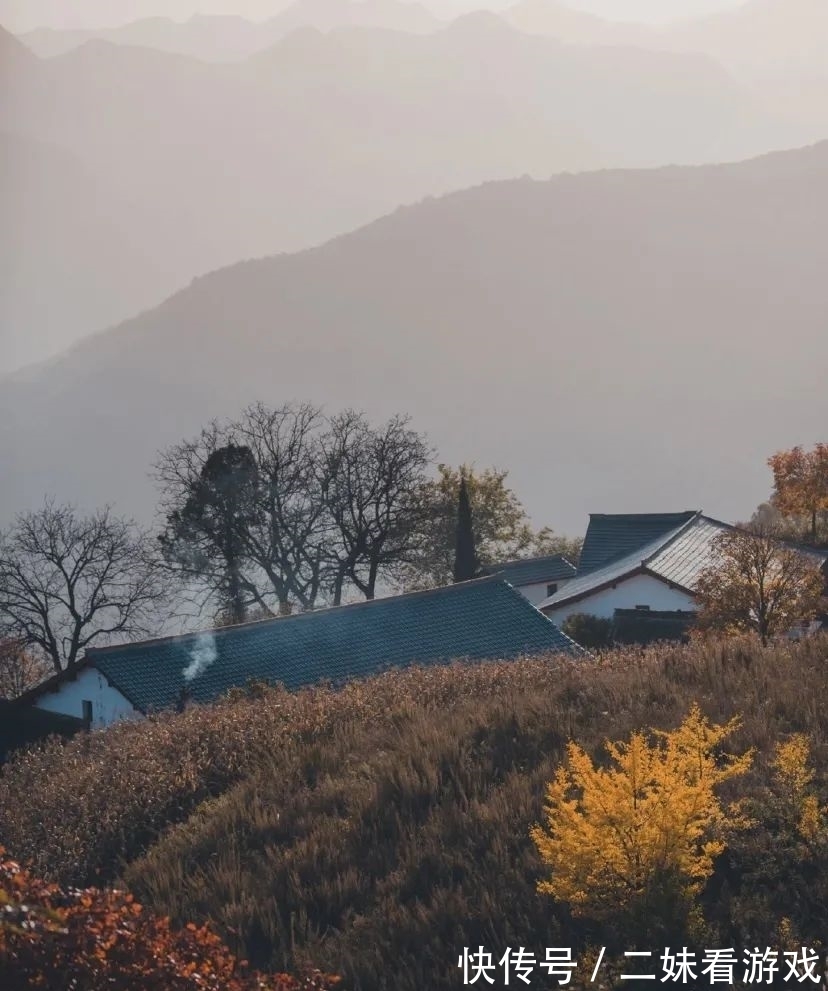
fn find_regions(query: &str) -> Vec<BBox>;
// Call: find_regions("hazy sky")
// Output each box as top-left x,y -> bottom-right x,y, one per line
565,0 -> 744,21
2,0 -> 748,33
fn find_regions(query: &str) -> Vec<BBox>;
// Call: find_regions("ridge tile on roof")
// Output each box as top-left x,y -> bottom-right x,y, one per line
482,554 -> 577,586
577,511 -> 700,574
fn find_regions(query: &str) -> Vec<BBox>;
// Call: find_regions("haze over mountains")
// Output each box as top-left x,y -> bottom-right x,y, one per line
2,142 -> 826,534
21,0 -> 442,61
507,0 -> 828,137
0,130 -> 181,366
0,0 -> 744,32
2,0 -> 825,536
2,9 -> 800,370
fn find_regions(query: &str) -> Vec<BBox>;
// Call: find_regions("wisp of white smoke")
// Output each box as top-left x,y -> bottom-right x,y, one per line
182,631 -> 218,683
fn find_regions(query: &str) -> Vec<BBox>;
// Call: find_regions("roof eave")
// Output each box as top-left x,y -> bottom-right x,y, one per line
14,657 -> 94,708
640,567 -> 698,599
15,655 -> 146,715
540,564 -> 647,612
540,562 -> 701,614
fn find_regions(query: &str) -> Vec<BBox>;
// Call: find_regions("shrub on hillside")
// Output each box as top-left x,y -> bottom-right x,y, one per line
531,705 -> 753,943
0,848 -> 337,991
561,612 -> 614,649
719,733 -> 828,946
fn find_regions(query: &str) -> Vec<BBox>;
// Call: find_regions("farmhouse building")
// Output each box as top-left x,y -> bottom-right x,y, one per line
539,511 -> 828,642
481,553 -> 577,606
20,576 -> 583,731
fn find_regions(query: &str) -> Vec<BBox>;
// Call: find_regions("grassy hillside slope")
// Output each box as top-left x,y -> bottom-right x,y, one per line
3,638 -> 828,989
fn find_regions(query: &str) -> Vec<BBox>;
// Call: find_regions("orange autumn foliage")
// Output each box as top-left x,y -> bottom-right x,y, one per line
767,444 -> 828,543
0,849 -> 338,991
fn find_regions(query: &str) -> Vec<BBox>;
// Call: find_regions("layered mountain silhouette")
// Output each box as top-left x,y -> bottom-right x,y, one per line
2,142 -> 826,534
2,15 -> 801,369
507,0 -> 828,139
508,0 -> 826,66
21,0 -> 442,61
0,21 -> 37,73
0,0 -> 294,34
0,130 -> 186,370
0,0 -> 745,33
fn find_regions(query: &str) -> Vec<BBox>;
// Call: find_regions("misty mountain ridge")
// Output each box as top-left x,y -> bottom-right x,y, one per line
506,0 -> 828,138
0,128 -> 196,368
3,10 -> 802,371
2,141 -> 826,539
0,0 -> 747,34
19,0 -> 442,60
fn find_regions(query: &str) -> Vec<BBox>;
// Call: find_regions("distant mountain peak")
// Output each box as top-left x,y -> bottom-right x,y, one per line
443,10 -> 520,41
0,23 -> 36,60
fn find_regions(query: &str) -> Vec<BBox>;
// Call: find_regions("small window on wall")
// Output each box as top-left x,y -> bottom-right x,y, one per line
635,604 -> 651,611
82,700 -> 93,727
546,583 -> 558,597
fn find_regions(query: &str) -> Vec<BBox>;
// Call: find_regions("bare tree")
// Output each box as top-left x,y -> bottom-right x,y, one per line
320,411 -> 432,604
155,403 -> 329,617
234,402 -> 329,614
156,405 -> 433,613
0,501 -> 172,673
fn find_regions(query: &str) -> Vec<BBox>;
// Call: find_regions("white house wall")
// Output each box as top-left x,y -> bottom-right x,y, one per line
514,578 -> 572,607
34,667 -> 139,729
543,573 -> 696,625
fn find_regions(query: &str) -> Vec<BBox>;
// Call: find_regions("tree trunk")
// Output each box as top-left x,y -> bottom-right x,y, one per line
332,571 -> 345,607
227,559 -> 246,625
365,556 -> 379,600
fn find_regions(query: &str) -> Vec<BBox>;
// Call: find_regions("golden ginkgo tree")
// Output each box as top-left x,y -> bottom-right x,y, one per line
531,705 -> 752,923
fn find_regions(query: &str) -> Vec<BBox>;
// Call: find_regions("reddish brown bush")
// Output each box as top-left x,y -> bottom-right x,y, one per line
0,848 -> 337,991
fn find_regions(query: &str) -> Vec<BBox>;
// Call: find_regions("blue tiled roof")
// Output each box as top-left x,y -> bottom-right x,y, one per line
87,577 -> 584,713
577,512 -> 699,574
482,554 -> 577,586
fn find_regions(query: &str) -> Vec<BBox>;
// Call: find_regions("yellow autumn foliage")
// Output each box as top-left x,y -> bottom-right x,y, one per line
772,734 -> 828,842
531,704 -> 753,918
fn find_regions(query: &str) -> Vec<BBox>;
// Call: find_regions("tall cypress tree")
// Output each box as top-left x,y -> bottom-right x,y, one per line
453,475 -> 479,583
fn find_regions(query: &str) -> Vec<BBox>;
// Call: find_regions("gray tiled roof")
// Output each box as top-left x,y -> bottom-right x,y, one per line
541,513 -> 828,613
541,519 -> 697,610
87,577 -> 584,714
646,516 -> 731,589
577,512 -> 699,574
482,554 -> 577,586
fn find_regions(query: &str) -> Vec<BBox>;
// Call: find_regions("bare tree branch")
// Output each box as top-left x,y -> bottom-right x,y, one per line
0,500 -> 173,673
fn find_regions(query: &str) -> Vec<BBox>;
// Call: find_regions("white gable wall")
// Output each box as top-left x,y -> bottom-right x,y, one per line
34,666 -> 139,729
514,577 -> 572,607
543,573 -> 696,626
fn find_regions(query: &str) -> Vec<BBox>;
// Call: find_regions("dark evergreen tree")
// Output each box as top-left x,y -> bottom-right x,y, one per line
452,475 -> 478,583
159,443 -> 260,624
